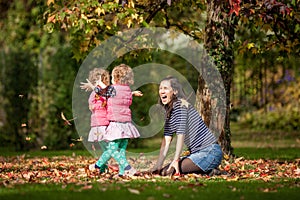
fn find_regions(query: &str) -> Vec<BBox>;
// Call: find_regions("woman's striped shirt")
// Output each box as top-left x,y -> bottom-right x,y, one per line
163,99 -> 217,154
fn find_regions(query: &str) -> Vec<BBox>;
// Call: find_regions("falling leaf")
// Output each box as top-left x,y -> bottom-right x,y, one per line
25,137 -> 31,141
21,123 -> 27,127
180,99 -> 189,108
71,136 -> 83,142
61,112 -> 76,126
41,145 -> 47,150
18,94 -> 24,98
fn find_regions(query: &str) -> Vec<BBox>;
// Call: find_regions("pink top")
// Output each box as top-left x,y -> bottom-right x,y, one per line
89,91 -> 109,126
107,84 -> 132,122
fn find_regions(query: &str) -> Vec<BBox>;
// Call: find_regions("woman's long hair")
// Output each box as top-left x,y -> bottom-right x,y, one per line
158,76 -> 187,118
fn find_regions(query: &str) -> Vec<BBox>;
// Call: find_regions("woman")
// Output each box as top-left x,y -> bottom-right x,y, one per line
151,76 -> 223,176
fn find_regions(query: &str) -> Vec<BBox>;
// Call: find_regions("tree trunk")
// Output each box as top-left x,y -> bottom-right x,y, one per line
197,0 -> 236,155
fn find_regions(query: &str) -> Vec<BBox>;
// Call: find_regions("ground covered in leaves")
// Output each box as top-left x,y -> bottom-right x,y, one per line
0,154 -> 299,187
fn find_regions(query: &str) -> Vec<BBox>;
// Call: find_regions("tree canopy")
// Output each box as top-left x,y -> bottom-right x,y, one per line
43,0 -> 299,60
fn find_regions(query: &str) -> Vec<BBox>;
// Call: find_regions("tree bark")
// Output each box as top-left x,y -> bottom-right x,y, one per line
196,0 -> 236,155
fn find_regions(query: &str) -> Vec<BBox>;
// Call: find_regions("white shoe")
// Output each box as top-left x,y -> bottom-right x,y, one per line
124,166 -> 137,177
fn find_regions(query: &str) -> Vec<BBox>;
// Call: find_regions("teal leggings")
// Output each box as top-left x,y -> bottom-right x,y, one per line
96,139 -> 129,175
98,141 -> 108,172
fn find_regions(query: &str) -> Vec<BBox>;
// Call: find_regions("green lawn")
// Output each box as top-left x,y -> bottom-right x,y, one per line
233,147 -> 300,160
1,178 -> 299,200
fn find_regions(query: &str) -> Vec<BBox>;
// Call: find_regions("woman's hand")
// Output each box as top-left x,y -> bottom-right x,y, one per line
150,164 -> 162,174
167,159 -> 180,175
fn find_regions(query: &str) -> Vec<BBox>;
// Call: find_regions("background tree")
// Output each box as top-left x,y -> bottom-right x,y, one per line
199,0 -> 238,155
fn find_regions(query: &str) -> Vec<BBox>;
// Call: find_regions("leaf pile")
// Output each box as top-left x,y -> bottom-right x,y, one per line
0,154 -> 299,187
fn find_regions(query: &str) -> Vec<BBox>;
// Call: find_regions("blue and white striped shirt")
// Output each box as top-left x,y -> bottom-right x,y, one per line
164,99 -> 217,154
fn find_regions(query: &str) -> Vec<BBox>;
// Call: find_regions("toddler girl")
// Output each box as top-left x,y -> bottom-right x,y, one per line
90,64 -> 142,177
81,68 -> 111,173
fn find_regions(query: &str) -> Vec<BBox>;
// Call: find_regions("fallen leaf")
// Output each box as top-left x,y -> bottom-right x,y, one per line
128,188 -> 140,194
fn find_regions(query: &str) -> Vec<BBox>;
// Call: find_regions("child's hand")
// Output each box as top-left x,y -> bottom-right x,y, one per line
132,90 -> 143,97
80,79 -> 94,91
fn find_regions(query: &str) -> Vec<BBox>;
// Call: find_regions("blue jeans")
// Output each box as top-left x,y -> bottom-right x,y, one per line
186,144 -> 223,172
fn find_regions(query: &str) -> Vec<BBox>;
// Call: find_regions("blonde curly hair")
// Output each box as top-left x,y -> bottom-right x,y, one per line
112,64 -> 134,85
88,68 -> 110,86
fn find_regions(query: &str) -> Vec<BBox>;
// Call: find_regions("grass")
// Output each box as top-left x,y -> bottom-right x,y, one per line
233,147 -> 300,160
230,122 -> 300,149
230,122 -> 300,160
0,179 -> 299,200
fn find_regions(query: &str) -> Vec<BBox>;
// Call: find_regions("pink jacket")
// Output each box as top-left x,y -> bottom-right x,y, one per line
107,84 -> 132,122
89,91 -> 109,126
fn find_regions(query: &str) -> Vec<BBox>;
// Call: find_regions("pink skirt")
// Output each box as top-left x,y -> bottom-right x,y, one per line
103,122 -> 140,141
88,126 -> 107,142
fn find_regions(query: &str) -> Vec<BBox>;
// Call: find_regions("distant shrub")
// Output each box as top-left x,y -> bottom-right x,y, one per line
239,77 -> 300,131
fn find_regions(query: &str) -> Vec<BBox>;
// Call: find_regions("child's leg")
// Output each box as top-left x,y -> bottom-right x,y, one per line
118,139 -> 128,158
98,141 -> 108,172
96,139 -> 133,176
111,139 -> 129,175
118,139 -> 137,176
95,141 -> 118,170
114,139 -> 129,175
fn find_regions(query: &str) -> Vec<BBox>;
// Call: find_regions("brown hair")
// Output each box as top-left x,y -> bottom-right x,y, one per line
111,63 -> 134,85
88,68 -> 110,86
